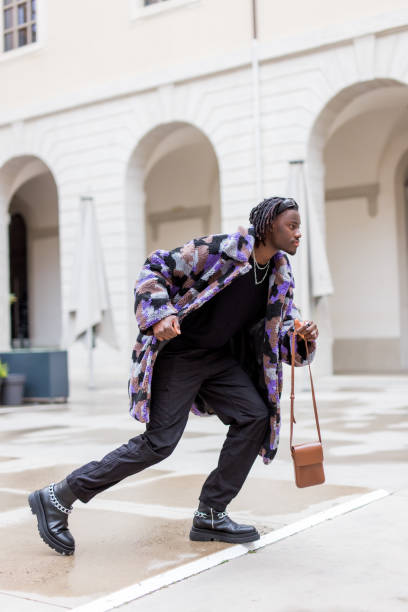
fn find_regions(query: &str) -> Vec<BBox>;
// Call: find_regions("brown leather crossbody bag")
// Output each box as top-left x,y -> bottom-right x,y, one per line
290,331 -> 325,488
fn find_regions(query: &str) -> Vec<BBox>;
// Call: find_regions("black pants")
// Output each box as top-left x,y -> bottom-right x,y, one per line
67,346 -> 269,511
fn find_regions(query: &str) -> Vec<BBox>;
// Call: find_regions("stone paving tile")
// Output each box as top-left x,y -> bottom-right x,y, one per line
0,507 -> 229,608
0,593 -> 65,611
0,373 -> 406,609
118,490 -> 408,612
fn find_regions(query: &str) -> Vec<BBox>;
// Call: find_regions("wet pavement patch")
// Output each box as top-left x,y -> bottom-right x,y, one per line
327,449 -> 408,463
63,427 -> 151,445
321,412 -> 408,433
181,431 -> 215,439
100,474 -> 372,518
230,478 -> 372,518
0,466 -> 171,492
0,465 -> 83,492
0,478 -> 374,608
62,429 -> 216,445
0,490 -> 28,511
100,473 -> 208,507
338,386 -> 387,393
0,509 -> 229,607
0,425 -> 69,443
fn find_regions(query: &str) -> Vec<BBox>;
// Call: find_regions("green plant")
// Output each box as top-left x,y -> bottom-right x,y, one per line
0,360 -> 8,378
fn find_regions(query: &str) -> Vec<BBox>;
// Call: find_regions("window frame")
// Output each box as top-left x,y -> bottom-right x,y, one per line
0,0 -> 44,60
130,0 -> 200,21
143,0 -> 170,6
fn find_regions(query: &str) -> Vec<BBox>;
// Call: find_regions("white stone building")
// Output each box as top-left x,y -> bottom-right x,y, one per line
1,0 -> 408,382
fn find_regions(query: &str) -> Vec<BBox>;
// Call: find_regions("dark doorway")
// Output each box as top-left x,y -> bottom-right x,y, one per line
9,213 -> 30,347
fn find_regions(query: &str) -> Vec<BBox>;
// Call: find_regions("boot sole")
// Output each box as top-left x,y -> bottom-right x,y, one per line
189,526 -> 260,543
28,491 -> 75,556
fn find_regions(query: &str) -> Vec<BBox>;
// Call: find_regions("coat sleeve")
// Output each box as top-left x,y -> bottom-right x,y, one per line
134,245 -> 194,334
279,283 -> 316,367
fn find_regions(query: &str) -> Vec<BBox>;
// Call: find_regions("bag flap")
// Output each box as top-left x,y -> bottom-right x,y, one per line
291,442 -> 323,466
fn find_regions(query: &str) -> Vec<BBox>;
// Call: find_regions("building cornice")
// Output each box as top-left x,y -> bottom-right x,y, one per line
1,7 -> 408,128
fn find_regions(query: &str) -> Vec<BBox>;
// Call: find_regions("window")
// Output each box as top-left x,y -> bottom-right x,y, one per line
3,0 -> 36,52
131,0 -> 199,20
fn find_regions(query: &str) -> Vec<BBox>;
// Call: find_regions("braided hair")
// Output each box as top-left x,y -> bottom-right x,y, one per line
249,197 -> 298,245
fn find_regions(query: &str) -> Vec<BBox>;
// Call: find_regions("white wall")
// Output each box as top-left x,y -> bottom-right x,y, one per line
145,139 -> 220,252
326,197 -> 397,337
0,0 -> 253,114
30,235 -> 61,346
153,217 -> 204,252
2,0 -> 408,117
259,0 -> 408,40
2,10 -> 408,375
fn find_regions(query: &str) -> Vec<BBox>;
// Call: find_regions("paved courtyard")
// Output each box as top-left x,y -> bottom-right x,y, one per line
0,371 -> 407,611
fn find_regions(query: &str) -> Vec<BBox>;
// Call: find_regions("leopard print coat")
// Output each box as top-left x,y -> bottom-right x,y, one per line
129,226 -> 316,464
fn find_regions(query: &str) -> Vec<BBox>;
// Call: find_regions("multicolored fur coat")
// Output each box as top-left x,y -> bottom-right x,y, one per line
129,226 -> 316,464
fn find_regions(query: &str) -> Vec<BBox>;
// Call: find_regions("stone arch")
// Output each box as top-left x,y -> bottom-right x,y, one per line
124,121 -> 221,337
306,78 -> 408,373
0,155 -> 62,349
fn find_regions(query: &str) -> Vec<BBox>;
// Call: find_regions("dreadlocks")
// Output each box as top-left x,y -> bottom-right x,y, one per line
249,197 -> 299,245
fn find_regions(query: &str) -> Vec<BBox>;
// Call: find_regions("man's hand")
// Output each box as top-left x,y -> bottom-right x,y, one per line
152,315 -> 181,341
295,319 -> 319,341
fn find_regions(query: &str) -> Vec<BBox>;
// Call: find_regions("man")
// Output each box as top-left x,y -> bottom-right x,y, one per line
29,197 -> 318,556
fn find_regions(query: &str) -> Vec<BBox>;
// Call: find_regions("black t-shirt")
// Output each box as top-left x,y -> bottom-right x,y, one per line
162,256 -> 270,352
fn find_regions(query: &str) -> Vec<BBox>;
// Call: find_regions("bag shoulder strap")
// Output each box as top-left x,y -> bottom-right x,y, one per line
290,331 -> 322,449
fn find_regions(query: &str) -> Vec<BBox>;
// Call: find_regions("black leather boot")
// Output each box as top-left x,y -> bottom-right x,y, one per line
28,479 -> 77,555
189,503 -> 260,543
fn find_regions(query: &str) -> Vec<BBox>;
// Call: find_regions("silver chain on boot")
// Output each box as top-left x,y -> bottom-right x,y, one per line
48,483 -> 73,515
194,511 -> 208,518
194,509 -> 228,528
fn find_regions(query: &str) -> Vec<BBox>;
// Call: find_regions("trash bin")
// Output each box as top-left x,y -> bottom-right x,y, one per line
1,374 -> 26,406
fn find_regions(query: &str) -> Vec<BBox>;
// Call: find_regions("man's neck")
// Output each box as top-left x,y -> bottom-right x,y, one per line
253,243 -> 278,265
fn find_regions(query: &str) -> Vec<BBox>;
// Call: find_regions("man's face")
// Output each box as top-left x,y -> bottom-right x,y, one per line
266,209 -> 302,256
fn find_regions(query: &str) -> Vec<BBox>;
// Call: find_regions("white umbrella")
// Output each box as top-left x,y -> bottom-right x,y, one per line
69,196 -> 117,388
286,161 -> 333,319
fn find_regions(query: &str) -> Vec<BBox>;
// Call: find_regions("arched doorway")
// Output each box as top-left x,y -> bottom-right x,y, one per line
308,80 -> 408,373
9,213 -> 29,347
1,156 -> 62,349
125,122 -> 221,335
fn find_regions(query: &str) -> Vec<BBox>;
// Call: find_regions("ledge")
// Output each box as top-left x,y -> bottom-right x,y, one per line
325,183 -> 380,217
1,7 -> 408,127
0,41 -> 43,64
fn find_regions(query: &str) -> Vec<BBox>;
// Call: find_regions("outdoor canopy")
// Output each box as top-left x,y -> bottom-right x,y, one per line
69,196 -> 117,386
285,160 -> 333,319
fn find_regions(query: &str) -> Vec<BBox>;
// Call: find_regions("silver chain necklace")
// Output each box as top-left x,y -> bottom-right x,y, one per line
252,251 -> 270,285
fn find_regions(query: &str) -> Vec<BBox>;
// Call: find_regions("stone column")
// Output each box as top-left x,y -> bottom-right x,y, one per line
125,153 -> 147,343
0,195 -> 10,351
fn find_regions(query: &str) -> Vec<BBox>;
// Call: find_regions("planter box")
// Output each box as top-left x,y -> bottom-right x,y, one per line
1,374 -> 26,406
0,350 -> 69,402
